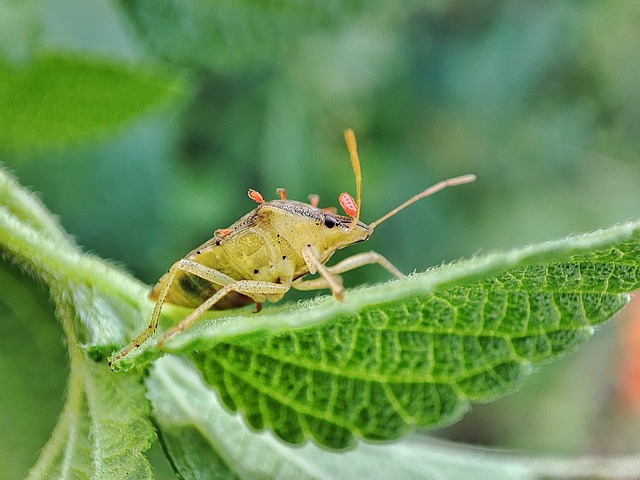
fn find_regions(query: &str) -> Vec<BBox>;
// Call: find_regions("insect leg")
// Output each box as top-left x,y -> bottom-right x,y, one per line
291,276 -> 335,292
292,251 -> 404,298
299,245 -> 345,301
325,251 -> 404,279
109,259 -> 235,366
157,280 -> 290,347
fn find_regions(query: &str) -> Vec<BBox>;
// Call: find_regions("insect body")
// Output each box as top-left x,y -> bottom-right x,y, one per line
109,130 -> 475,366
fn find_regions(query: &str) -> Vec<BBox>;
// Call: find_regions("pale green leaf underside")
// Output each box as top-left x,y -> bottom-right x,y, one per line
147,356 -> 536,480
148,356 -> 640,480
148,223 -> 640,449
27,359 -> 155,480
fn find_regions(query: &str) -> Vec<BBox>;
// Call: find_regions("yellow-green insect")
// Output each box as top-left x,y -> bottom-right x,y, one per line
109,129 -> 475,365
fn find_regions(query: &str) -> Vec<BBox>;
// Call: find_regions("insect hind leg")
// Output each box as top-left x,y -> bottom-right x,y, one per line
157,280 -> 290,347
109,259 -> 237,367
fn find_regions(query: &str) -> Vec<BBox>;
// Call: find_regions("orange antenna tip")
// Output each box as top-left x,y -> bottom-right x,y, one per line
343,128 -> 362,229
344,128 -> 357,153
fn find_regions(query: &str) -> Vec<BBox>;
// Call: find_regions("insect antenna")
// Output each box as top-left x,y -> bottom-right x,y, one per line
369,174 -> 476,229
340,129 -> 476,230
343,128 -> 362,230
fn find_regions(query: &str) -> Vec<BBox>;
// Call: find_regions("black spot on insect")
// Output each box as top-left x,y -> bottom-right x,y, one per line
323,215 -> 337,228
282,255 -> 287,260
215,240 -> 221,246
254,269 -> 259,274
196,250 -> 201,255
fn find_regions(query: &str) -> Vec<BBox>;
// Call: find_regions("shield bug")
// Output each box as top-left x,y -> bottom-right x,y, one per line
109,129 -> 475,366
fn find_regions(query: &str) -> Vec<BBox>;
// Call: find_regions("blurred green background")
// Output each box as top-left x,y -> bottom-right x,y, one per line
2,0 -> 640,477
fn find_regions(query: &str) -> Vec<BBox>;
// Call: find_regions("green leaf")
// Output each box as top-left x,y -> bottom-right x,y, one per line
0,261 -> 67,479
0,163 -> 75,248
0,167 -> 155,478
0,53 -> 183,152
147,358 -> 239,480
118,0 -> 399,71
24,288 -> 156,480
27,357 -> 155,479
113,221 -> 640,449
2,160 -> 639,468
0,168 -> 149,347
149,356 -> 621,480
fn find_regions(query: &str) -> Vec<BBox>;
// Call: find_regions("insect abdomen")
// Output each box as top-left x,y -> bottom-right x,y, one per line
149,270 -> 254,310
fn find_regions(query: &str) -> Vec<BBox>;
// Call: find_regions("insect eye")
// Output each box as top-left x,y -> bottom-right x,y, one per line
323,215 -> 337,229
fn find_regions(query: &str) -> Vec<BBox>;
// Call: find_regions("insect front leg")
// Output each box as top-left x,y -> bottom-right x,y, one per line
325,251 -> 404,279
157,280 -> 290,347
292,251 -> 404,299
109,259 -> 236,366
298,245 -> 345,301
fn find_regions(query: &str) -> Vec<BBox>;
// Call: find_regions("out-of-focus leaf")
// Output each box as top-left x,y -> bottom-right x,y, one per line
0,53 -> 183,152
118,0 -> 405,71
0,261 -> 66,479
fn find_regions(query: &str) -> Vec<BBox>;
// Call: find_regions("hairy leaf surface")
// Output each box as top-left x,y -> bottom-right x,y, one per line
142,225 -> 640,449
